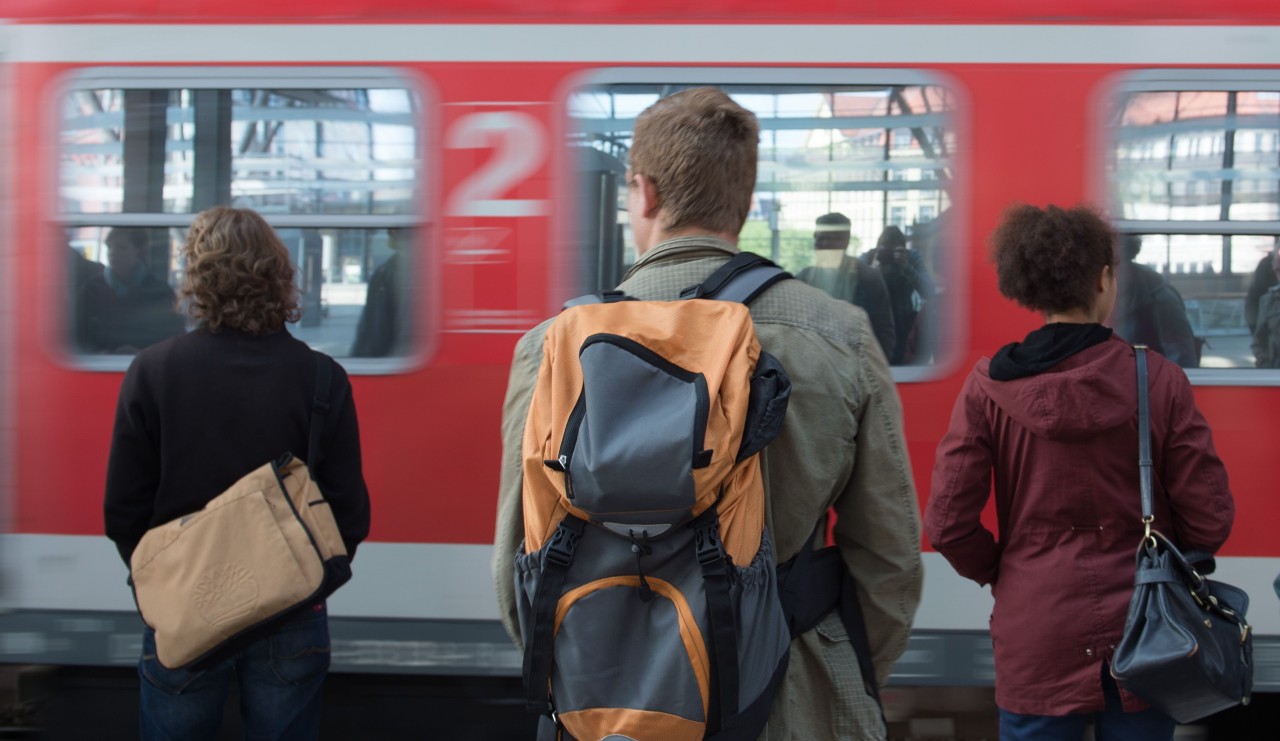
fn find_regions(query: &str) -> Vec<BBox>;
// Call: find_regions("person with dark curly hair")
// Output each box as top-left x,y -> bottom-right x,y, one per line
925,204 -> 1233,741
104,206 -> 371,740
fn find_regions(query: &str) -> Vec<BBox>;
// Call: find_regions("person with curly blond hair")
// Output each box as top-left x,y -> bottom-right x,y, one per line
925,203 -> 1233,741
104,206 -> 371,740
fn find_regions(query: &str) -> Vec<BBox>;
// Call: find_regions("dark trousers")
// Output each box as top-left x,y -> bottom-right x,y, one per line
138,604 -> 330,740
998,663 -> 1176,741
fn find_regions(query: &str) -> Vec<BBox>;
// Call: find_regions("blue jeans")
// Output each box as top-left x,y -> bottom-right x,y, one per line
139,603 -> 330,741
998,664 -> 1175,741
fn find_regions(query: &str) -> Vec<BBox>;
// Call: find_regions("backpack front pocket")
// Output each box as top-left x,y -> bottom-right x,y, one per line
552,577 -> 709,741
559,335 -> 710,534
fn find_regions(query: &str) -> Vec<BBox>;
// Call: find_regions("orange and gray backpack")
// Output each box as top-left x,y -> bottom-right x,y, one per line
515,252 -> 797,741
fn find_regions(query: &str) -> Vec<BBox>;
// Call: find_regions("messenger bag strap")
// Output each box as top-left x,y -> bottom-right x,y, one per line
777,525 -> 823,638
309,353 -> 334,471
1135,346 -> 1154,525
775,520 -> 885,722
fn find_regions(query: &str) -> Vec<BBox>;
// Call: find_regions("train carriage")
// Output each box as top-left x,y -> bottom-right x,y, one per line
1,0 -> 1278,733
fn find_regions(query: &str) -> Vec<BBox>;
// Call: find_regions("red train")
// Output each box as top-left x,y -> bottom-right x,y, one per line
1,0 -> 1277,713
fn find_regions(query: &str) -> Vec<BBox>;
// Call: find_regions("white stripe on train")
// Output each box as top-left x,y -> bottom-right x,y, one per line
2,534 -> 1276,635
4,24 -> 1280,65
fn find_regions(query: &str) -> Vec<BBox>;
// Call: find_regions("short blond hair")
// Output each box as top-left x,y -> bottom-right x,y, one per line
180,207 -> 301,334
630,87 -> 759,235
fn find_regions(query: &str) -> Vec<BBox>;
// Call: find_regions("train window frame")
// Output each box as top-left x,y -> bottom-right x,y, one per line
1100,69 -> 1280,386
557,67 -> 969,383
51,66 -> 434,374
1,60 -> 13,533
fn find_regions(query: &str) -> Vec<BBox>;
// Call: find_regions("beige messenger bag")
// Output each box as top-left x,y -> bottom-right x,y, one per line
128,355 -> 351,669
130,455 -> 348,669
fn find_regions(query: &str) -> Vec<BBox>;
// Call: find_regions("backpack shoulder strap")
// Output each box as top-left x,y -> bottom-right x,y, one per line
308,352 -> 334,470
680,251 -> 791,304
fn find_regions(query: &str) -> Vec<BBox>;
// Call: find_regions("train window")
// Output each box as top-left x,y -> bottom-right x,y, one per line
567,73 -> 957,373
58,73 -> 423,370
66,225 -> 414,359
1107,73 -> 1280,377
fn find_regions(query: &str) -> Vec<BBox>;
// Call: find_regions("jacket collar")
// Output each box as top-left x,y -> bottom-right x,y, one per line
623,235 -> 739,281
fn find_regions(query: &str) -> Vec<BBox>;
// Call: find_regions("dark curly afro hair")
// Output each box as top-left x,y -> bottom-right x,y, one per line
989,203 -> 1116,314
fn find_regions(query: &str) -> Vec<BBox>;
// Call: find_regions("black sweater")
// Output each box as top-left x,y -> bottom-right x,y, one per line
104,327 -> 371,566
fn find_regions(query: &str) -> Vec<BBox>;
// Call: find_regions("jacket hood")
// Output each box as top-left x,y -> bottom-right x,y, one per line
975,335 -> 1138,442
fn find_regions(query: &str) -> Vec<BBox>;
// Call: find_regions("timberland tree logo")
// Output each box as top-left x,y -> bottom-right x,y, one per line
193,562 -> 259,626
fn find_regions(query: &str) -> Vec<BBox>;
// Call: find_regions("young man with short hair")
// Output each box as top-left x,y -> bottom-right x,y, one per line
493,87 -> 922,740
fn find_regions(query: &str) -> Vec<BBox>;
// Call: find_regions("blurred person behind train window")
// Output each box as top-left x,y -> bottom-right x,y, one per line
795,212 -> 897,360
494,87 -> 921,739
1250,250 -> 1280,368
68,242 -> 104,289
66,242 -> 105,345
350,226 -> 411,357
925,204 -> 1233,741
1244,239 -> 1279,335
903,215 -> 948,364
75,226 -> 186,354
103,207 -> 371,741
1110,235 -> 1200,368
861,225 -> 936,364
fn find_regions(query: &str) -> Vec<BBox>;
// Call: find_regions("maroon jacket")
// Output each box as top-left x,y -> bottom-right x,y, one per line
925,334 -> 1233,715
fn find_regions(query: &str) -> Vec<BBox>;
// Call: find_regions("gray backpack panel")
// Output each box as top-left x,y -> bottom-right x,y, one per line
565,337 -> 707,532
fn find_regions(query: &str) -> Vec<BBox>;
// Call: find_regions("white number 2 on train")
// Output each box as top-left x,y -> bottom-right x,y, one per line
445,111 -> 548,218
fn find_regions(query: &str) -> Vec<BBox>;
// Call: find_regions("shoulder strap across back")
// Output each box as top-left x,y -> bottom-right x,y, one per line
308,353 -> 334,470
680,251 -> 790,304
562,251 -> 791,309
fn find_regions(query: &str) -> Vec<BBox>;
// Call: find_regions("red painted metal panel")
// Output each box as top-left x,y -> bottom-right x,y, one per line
7,1 -> 1280,24
3,18 -> 1278,574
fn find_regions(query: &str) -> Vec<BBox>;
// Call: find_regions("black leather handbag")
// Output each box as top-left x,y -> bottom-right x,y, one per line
1110,346 -> 1253,723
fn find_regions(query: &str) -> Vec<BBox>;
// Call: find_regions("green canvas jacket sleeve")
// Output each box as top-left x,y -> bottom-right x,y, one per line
492,321 -> 549,647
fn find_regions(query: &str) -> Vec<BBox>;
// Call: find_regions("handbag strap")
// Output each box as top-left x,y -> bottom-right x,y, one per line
308,352 -> 334,470
1135,346 -> 1218,575
1135,345 -> 1154,527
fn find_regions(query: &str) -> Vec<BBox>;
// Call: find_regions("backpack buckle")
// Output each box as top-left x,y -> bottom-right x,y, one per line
545,520 -> 582,567
694,521 -> 724,567
598,290 -> 632,303
678,284 -> 705,300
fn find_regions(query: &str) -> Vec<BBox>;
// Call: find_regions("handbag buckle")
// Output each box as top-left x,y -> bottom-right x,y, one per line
1190,580 -> 1212,608
1142,515 -> 1156,548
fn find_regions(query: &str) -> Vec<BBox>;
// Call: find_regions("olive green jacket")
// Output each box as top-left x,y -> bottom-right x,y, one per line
492,236 -> 923,740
